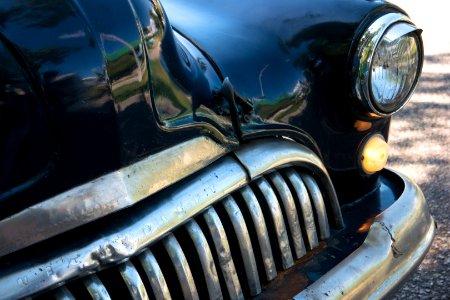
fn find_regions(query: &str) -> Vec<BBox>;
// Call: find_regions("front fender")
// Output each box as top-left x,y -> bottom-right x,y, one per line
163,0 -> 405,200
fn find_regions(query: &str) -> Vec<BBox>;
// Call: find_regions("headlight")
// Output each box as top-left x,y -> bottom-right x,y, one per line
353,13 -> 423,116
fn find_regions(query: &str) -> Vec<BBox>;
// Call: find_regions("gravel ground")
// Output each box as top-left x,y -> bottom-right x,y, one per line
389,54 -> 450,299
386,1 -> 449,298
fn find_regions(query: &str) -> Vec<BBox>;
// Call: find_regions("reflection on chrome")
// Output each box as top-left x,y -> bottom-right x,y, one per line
296,170 -> 436,300
353,13 -> 423,116
0,137 -> 228,257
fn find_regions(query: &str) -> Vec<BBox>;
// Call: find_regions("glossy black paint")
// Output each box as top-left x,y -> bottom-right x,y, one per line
163,0 -> 404,200
0,0 -> 237,215
0,41 -> 53,196
0,0 -> 406,212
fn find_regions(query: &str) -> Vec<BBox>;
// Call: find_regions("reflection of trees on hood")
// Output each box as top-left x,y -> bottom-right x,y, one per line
0,0 -> 75,29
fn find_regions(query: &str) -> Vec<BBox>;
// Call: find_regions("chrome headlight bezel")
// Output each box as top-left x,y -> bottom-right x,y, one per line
352,13 -> 424,117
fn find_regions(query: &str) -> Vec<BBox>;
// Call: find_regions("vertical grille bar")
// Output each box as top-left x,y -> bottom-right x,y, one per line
54,286 -> 75,300
138,249 -> 172,300
268,172 -> 307,259
240,186 -> 277,281
185,220 -> 223,300
223,196 -> 261,296
301,173 -> 330,239
203,207 -> 244,300
255,178 -> 294,270
285,169 -> 319,250
163,234 -> 199,300
118,261 -> 150,300
82,274 -> 111,300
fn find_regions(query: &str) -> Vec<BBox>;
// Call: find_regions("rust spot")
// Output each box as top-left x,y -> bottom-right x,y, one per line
256,270 -> 309,300
255,242 -> 327,299
357,217 -> 375,233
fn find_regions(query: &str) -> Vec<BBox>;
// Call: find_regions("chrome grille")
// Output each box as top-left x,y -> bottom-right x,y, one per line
38,167 -> 334,300
1,139 -> 343,300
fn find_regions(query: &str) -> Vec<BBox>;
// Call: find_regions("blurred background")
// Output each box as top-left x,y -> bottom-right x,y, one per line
388,1 -> 449,298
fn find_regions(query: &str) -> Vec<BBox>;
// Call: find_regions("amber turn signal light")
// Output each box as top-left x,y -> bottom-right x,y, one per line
359,135 -> 389,174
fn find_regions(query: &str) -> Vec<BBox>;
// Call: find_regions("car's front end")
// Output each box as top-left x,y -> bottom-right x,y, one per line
0,0 -> 435,299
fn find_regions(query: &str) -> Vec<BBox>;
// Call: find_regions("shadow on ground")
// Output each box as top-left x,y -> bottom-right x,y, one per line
390,54 -> 449,299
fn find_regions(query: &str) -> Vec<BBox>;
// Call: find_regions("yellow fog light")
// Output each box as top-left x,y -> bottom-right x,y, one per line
360,135 -> 389,174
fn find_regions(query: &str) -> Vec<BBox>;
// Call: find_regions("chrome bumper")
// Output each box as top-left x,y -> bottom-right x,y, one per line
296,169 -> 436,300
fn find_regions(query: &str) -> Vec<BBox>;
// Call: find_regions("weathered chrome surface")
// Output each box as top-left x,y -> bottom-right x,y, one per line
119,261 -> 149,300
138,249 -> 172,300
163,234 -> 199,300
204,208 -> 244,300
54,286 -> 75,300
0,156 -> 247,300
296,170 -> 436,300
0,138 -> 342,299
234,139 -> 344,228
353,13 -> 422,116
268,172 -> 306,259
255,177 -> 294,269
118,261 -> 149,300
239,186 -> 277,281
0,137 -> 228,258
82,274 -> 111,300
284,169 -> 319,250
185,220 -> 222,300
223,196 -> 261,296
301,173 -> 330,240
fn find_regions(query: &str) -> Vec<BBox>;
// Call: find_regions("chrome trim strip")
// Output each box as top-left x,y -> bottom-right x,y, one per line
240,186 -> 277,281
185,220 -> 222,300
268,172 -> 306,259
82,275 -> 111,300
119,261 -> 149,300
0,157 -> 247,300
352,13 -> 423,116
54,286 -> 75,300
284,169 -> 319,250
163,234 -> 199,300
295,170 -> 436,299
384,23 -> 418,42
138,250 -> 172,300
255,177 -> 294,270
203,208 -> 244,300
223,196 -> 261,296
234,139 -> 343,228
0,137 -> 228,257
301,173 -> 330,240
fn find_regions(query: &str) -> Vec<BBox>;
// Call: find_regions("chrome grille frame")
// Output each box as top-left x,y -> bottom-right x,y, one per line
0,138 -> 343,299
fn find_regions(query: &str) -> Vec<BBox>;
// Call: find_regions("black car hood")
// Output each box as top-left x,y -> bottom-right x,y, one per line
163,0 -> 382,101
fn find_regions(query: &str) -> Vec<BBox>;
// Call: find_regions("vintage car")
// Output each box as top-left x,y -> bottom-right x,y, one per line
0,0 -> 435,299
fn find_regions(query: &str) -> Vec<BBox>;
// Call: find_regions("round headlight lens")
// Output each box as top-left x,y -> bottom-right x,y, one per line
370,28 -> 420,113
353,13 -> 423,116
